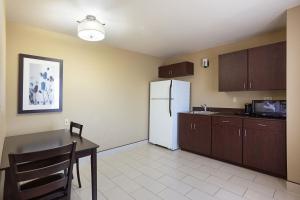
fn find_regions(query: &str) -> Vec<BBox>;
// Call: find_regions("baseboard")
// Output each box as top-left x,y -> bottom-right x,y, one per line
79,139 -> 148,163
98,139 -> 148,158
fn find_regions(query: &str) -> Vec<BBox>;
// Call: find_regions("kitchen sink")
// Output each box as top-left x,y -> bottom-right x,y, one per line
190,111 -> 219,115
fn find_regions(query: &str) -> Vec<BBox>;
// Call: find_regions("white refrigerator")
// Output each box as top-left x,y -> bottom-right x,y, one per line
149,80 -> 190,150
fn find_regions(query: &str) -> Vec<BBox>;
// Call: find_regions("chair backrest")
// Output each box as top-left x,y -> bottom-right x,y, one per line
9,142 -> 77,200
70,121 -> 83,138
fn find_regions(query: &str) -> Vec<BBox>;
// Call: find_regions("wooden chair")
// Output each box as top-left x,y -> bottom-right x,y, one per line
70,121 -> 83,188
8,142 -> 77,200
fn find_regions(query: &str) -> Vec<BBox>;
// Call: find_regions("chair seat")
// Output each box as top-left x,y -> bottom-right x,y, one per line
21,173 -> 66,200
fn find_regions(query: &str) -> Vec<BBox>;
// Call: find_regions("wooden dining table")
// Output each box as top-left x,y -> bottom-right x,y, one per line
0,129 -> 99,200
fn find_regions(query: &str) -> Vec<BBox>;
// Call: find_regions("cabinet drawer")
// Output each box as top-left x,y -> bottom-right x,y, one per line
193,115 -> 211,124
244,119 -> 286,131
212,116 -> 242,127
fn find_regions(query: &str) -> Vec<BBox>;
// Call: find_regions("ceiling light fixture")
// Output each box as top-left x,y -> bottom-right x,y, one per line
77,15 -> 105,42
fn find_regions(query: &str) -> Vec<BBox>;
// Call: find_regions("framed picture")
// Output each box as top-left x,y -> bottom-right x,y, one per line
18,54 -> 63,114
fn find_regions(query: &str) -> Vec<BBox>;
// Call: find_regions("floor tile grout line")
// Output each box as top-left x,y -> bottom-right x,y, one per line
73,143 -> 300,200
156,174 -> 196,195
132,184 -> 165,200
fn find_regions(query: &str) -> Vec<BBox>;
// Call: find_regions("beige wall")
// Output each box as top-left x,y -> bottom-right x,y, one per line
287,5 -> 300,184
6,22 -> 162,150
0,0 -> 7,195
164,30 -> 286,108
0,0 -> 6,160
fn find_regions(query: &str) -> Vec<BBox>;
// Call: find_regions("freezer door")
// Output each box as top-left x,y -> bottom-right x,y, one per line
149,98 -> 172,148
150,80 -> 171,99
171,80 -> 190,113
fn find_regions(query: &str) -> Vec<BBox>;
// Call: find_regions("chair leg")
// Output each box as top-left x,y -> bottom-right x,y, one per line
76,158 -> 82,188
64,169 -> 68,176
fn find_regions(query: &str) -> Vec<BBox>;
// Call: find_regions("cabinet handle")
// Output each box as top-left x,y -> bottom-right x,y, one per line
171,70 -> 173,75
249,81 -> 252,89
222,120 -> 230,123
238,129 -> 241,137
190,123 -> 193,130
194,123 -> 196,129
244,129 -> 247,137
243,82 -> 246,89
258,123 -> 267,127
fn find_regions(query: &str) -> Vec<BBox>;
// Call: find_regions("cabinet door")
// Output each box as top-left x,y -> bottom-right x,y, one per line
243,119 -> 286,177
212,117 -> 243,164
173,62 -> 194,77
158,65 -> 172,78
192,115 -> 211,156
159,62 -> 194,78
178,114 -> 194,150
219,50 -> 248,91
248,42 -> 286,90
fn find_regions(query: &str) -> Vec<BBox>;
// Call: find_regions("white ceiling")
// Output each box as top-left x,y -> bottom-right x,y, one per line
6,0 -> 300,58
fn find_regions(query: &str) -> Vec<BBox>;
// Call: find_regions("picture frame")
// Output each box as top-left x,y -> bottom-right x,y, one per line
18,54 -> 63,114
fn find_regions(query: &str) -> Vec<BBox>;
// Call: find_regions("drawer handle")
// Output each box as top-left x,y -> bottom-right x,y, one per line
258,123 -> 267,127
222,120 -> 230,123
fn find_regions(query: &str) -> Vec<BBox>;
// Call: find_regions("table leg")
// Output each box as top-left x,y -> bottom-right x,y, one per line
91,149 -> 97,200
4,169 -> 13,200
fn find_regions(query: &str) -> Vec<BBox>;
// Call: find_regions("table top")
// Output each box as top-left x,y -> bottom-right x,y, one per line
0,129 -> 99,170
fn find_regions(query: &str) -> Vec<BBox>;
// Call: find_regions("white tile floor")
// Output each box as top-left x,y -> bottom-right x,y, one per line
71,143 -> 300,200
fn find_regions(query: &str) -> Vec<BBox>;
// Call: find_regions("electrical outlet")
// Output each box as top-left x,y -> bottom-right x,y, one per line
264,97 -> 273,100
64,118 -> 69,126
233,97 -> 237,103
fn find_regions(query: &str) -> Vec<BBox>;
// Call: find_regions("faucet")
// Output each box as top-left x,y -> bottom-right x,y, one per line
201,104 -> 208,112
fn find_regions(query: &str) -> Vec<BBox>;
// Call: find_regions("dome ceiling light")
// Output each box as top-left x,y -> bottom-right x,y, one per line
77,15 -> 105,42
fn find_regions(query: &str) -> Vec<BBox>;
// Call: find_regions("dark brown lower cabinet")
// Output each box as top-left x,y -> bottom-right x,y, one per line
212,116 -> 243,164
178,113 -> 286,178
179,113 -> 194,151
192,115 -> 211,156
179,114 -> 211,156
243,119 -> 286,177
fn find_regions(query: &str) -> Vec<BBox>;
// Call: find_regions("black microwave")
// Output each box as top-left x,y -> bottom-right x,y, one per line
252,100 -> 286,118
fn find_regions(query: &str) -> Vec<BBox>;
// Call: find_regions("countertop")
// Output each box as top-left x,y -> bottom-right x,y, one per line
180,110 -> 286,121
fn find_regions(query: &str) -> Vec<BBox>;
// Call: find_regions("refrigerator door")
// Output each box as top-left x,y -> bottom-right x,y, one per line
149,98 -> 173,148
170,80 -> 190,149
149,80 -> 173,148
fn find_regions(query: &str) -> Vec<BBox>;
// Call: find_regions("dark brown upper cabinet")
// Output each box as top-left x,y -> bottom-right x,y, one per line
219,50 -> 248,91
159,62 -> 194,78
219,41 -> 286,91
248,42 -> 286,90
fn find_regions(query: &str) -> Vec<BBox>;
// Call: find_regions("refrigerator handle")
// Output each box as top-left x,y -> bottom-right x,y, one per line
169,80 -> 172,117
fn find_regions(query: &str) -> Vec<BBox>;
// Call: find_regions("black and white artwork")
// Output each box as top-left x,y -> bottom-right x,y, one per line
18,54 -> 63,114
